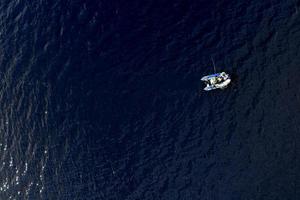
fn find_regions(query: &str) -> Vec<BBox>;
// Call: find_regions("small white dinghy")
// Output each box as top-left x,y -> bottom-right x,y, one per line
201,56 -> 231,91
201,72 -> 231,91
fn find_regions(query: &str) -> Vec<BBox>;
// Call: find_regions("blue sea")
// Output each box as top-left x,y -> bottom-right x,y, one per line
0,0 -> 299,199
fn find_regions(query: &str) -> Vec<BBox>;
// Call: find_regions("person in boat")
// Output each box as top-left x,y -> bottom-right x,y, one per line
220,72 -> 228,80
210,76 -> 222,85
207,73 -> 227,86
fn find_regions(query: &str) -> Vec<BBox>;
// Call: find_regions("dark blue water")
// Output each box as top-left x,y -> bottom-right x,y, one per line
0,0 -> 299,199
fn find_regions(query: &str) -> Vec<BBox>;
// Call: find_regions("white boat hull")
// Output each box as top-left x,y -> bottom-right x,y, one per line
201,72 -> 231,91
204,79 -> 231,91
